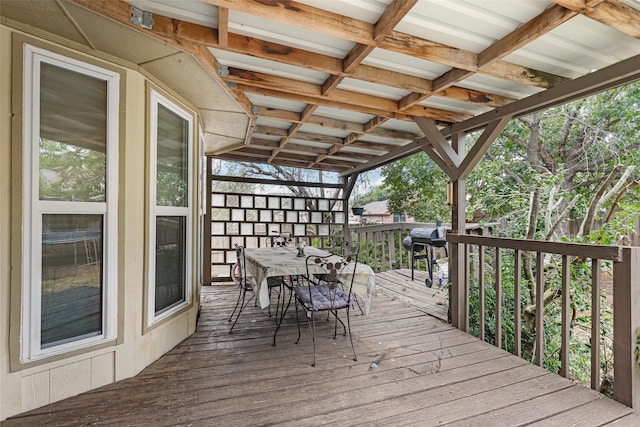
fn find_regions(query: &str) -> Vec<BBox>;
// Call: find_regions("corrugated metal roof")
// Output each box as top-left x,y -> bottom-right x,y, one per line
2,0 -> 639,174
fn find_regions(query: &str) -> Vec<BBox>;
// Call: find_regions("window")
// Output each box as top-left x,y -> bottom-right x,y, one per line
147,90 -> 194,326
393,214 -> 407,223
21,45 -> 119,360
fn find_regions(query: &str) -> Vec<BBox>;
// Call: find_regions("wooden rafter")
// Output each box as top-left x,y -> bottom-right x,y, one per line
67,0 -> 640,174
267,105 -> 317,163
217,7 -> 229,48
400,4 -> 577,110
478,5 -> 577,68
223,68 -> 471,122
343,53 -> 640,176
205,0 -> 566,89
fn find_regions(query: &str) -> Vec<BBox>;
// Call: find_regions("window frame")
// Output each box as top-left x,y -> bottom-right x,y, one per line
146,89 -> 194,327
20,44 -> 120,361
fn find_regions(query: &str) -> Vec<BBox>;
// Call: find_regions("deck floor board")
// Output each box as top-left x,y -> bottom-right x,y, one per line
4,270 -> 637,426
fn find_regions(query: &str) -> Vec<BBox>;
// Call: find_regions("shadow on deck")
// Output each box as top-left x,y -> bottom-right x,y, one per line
5,270 -> 638,426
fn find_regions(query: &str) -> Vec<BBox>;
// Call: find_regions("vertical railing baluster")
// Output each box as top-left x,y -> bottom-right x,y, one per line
495,247 -> 502,349
373,231 -> 379,272
514,249 -> 521,357
479,244 -> 485,342
365,231 -> 370,267
536,251 -> 545,366
387,231 -> 393,270
591,258 -> 601,391
560,255 -> 570,378
397,229 -> 404,268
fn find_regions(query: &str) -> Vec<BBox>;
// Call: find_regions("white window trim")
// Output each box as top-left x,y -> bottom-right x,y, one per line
147,89 -> 194,327
21,44 -> 119,361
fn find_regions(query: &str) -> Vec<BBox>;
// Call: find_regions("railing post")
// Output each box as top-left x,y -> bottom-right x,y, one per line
613,246 -> 640,412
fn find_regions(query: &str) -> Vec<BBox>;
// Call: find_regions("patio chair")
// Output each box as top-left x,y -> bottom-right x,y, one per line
313,241 -> 365,315
294,252 -> 358,366
228,244 -> 254,334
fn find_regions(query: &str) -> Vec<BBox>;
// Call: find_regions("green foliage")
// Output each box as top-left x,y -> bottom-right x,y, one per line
39,138 -> 106,202
381,154 -> 450,222
466,248 -> 614,389
382,82 -> 640,241
156,165 -> 188,206
357,185 -> 392,205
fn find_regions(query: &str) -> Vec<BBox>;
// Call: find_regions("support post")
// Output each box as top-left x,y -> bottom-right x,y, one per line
613,247 -> 640,412
203,156 -> 212,285
449,178 -> 467,330
342,172 -> 359,251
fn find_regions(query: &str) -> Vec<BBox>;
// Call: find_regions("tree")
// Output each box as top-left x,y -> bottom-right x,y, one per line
382,81 -> 640,386
381,153 -> 450,222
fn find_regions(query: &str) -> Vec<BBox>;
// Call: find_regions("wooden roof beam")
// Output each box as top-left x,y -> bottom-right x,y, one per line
253,108 -> 423,141
224,68 -> 470,122
381,32 -> 567,88
219,152 -> 348,172
344,0 -> 417,73
413,117 -> 460,172
217,7 -> 229,48
478,5 -> 577,67
205,0 -> 566,90
552,0 -> 640,38
267,104 -> 316,163
395,4 -> 576,111
203,0 -> 375,45
323,0 -> 418,95
343,53 -> 640,176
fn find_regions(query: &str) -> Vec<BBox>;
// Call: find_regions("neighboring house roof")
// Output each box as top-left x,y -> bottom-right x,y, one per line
363,200 -> 391,216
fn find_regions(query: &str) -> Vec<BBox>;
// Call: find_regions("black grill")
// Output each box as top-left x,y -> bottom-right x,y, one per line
402,223 -> 447,287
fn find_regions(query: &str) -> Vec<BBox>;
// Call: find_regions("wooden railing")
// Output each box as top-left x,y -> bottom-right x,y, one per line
348,222 -> 489,273
446,233 -> 639,411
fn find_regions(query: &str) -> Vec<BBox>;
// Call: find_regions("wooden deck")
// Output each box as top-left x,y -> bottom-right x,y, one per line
5,269 -> 638,426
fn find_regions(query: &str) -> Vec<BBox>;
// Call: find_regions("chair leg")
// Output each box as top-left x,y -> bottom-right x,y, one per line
346,309 -> 357,362
229,290 -> 254,334
329,310 -> 347,337
294,297 -> 302,345
228,285 -> 244,322
273,283 -> 294,346
306,311 -> 317,367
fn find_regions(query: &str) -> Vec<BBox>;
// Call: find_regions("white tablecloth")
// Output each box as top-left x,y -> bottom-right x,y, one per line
244,246 -> 376,316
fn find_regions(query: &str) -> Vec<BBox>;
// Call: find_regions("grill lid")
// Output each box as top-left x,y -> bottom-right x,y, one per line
403,226 -> 447,249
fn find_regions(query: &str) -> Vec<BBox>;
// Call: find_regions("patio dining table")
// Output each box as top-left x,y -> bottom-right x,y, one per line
243,246 -> 376,316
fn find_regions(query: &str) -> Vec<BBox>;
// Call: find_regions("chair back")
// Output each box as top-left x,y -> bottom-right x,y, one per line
304,252 -> 357,309
269,234 -> 290,247
234,244 -> 248,286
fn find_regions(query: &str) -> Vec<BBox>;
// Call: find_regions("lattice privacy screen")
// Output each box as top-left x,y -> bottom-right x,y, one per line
209,192 -> 346,281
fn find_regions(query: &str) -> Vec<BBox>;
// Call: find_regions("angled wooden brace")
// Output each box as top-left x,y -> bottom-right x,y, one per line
413,117 -> 460,179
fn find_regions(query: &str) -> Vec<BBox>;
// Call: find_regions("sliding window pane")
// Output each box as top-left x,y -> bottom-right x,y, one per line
41,214 -> 103,347
155,216 -> 186,314
39,63 -> 107,202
